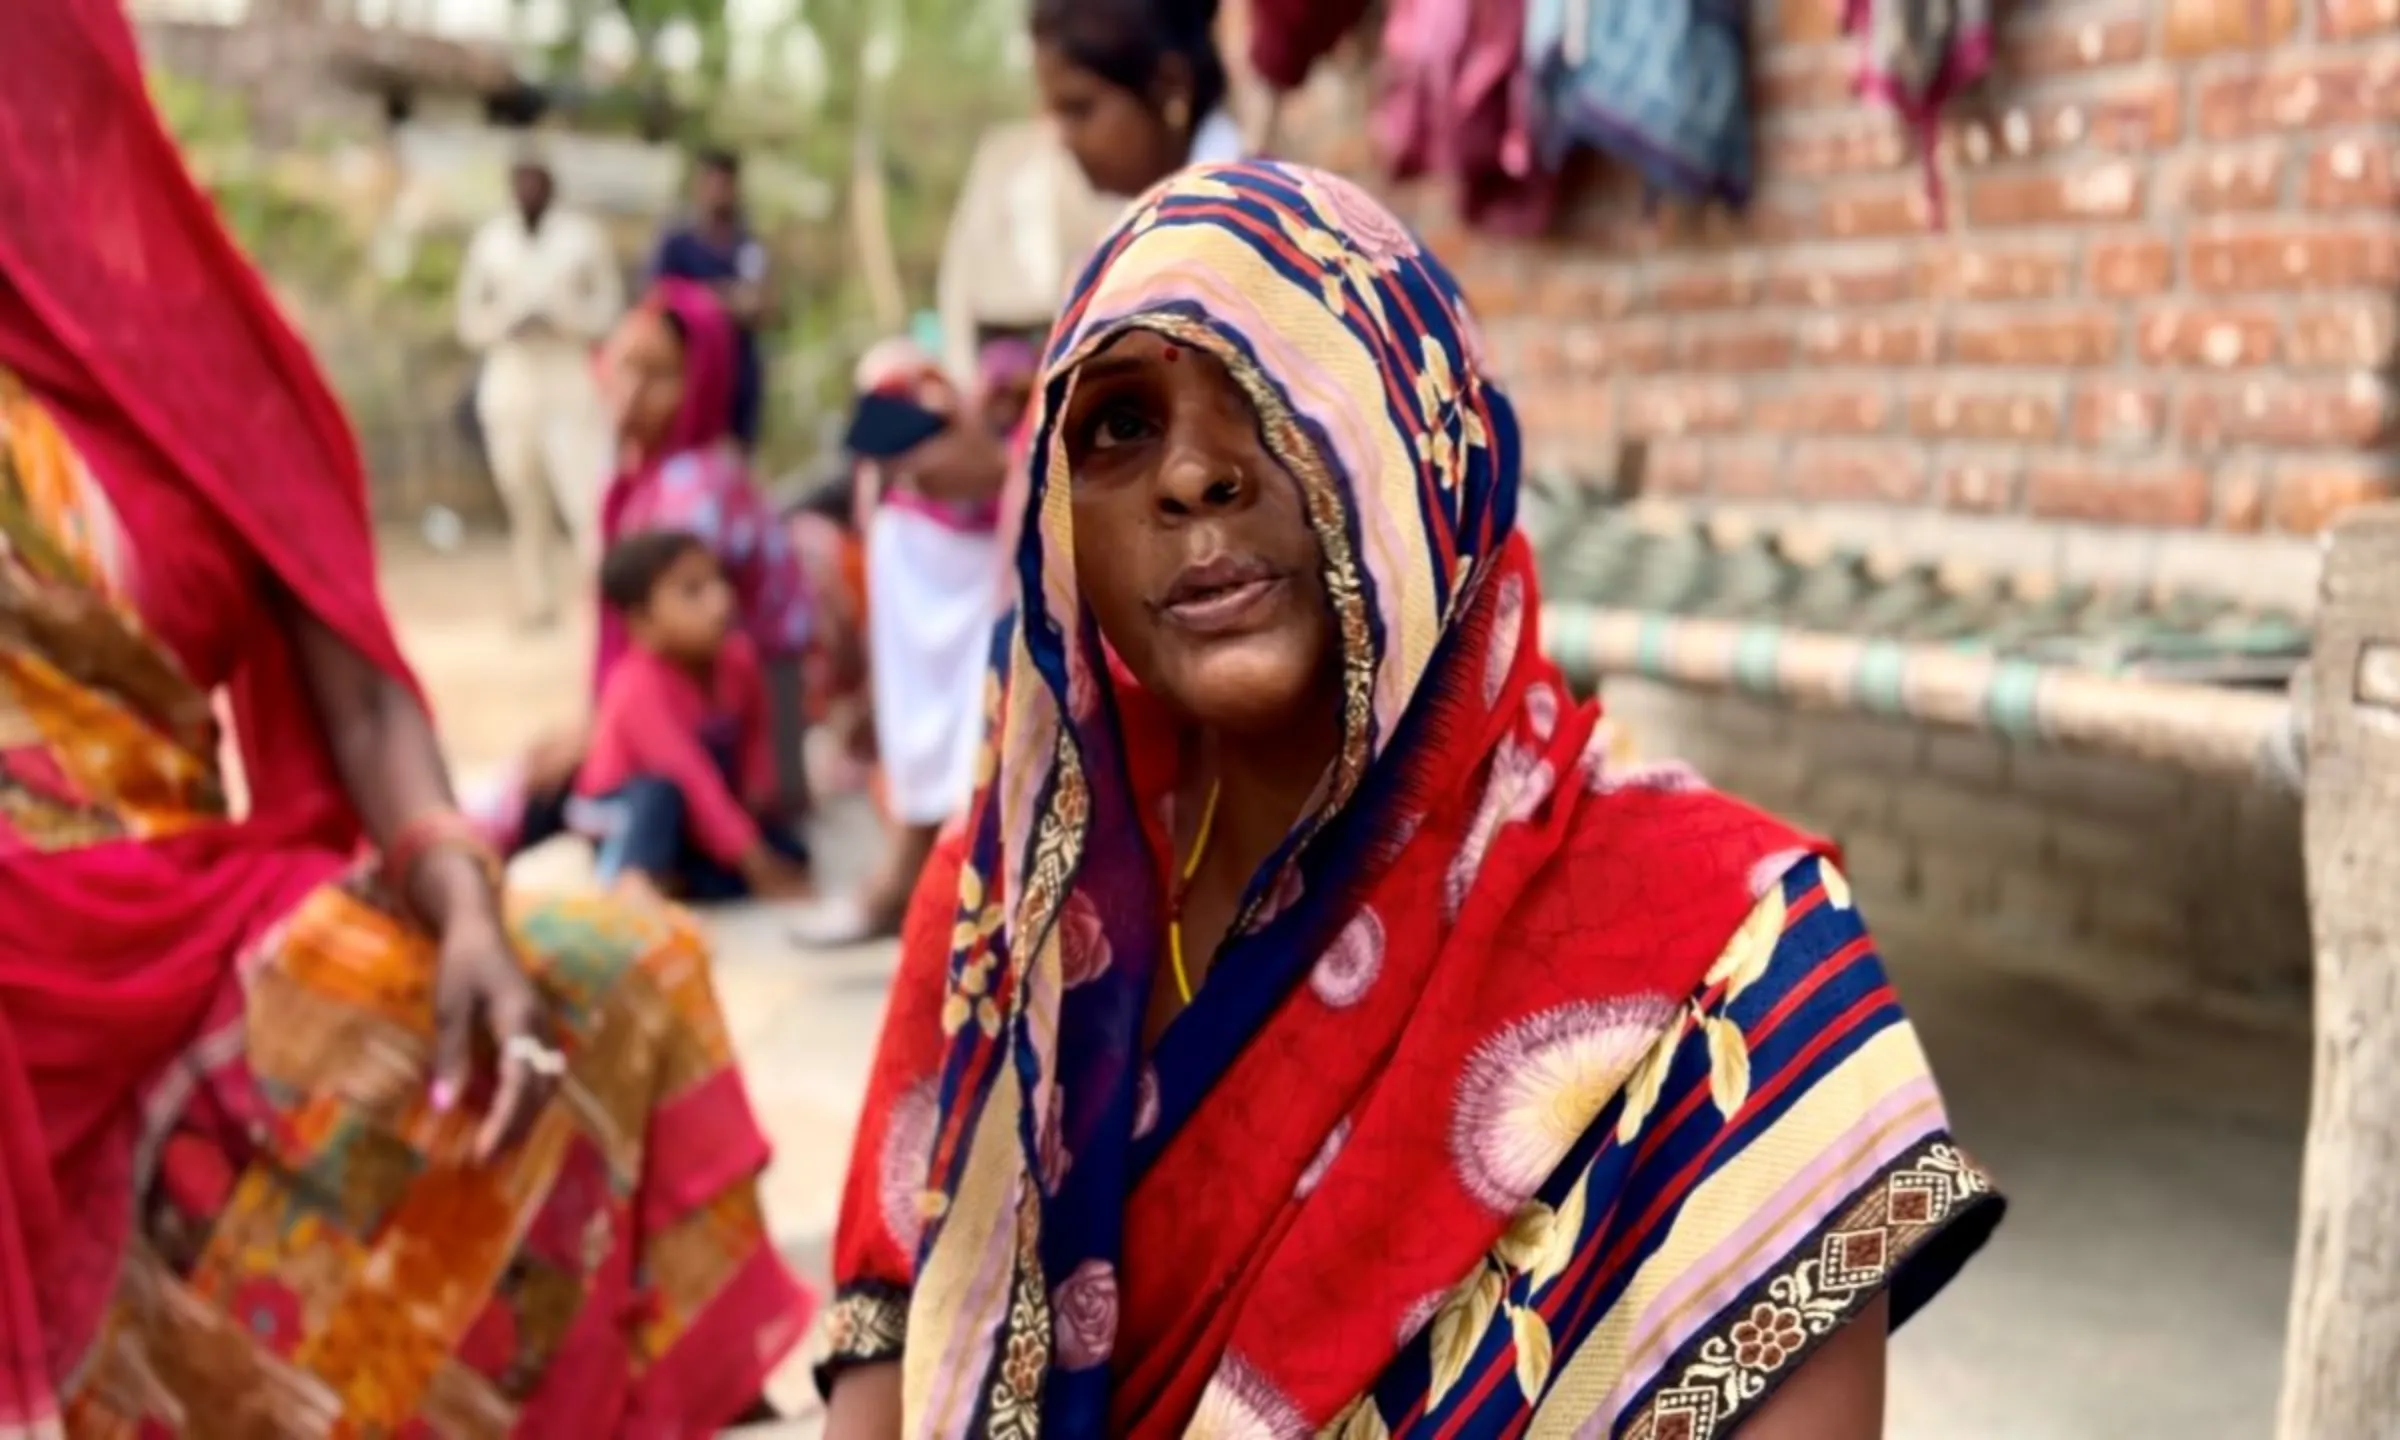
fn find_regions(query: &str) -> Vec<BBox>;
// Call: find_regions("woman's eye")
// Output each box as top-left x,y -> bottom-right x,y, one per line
1086,405 -> 1154,450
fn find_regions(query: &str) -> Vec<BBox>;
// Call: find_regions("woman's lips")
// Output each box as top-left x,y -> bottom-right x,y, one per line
1161,575 -> 1286,634
1159,554 -> 1286,635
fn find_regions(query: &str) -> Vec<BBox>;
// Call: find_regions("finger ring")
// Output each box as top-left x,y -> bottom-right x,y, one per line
503,1034 -> 567,1078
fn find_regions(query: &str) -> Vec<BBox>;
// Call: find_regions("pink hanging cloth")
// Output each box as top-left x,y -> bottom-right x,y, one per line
1844,0 -> 1994,221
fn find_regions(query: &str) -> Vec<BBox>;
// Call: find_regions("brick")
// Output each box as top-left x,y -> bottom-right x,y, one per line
1763,113 -> 1911,178
2087,878 -> 2192,950
2086,236 -> 2176,296
1581,320 -> 1676,373
1645,438 -> 1783,499
2003,12 -> 2152,74
1526,263 -> 1635,322
1914,849 -> 2000,918
2321,0 -> 2400,38
1796,315 -> 1939,366
2175,375 -> 2394,449
1904,384 -> 2063,442
2071,380 -> 2172,448
1755,47 -> 1861,109
1923,730 -> 2010,788
1680,320 -> 1796,372
1962,163 -> 2146,226
1621,380 -> 1745,437
1788,441 -> 1930,503
1638,439 -> 1710,497
1821,180 -> 1935,239
2304,133 -> 2400,209
2165,144 -> 2288,212
1984,864 -> 2091,945
1645,261 -> 1764,312
1753,383 -> 1893,435
1773,0 -> 1845,43
1791,712 -> 1925,774
2217,462 -> 2271,531
1936,454 -> 2022,513
2137,307 -> 2280,368
2012,749 -> 2191,819
1792,771 -> 1893,833
1763,256 -> 1918,308
2027,460 -> 2212,526
2286,299 -> 2399,368
1955,80 -> 2180,166
2195,55 -> 2399,140
2268,455 -> 2400,532
1919,242 -> 2077,302
2163,0 -> 2297,54
2185,224 -> 2400,291
1951,311 -> 2121,366
1836,833 -> 1914,908
2046,810 -> 2166,879
1704,693 -> 1787,746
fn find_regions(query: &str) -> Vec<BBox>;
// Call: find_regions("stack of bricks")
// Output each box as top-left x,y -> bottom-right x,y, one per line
1246,0 -> 2393,1003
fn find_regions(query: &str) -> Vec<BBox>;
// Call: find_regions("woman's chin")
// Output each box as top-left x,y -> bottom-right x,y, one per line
1156,641 -> 1331,738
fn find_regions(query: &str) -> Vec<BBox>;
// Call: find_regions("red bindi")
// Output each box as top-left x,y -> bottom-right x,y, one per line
1162,344 -> 1181,363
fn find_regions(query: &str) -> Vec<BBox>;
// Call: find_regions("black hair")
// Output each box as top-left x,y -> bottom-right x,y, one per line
598,529 -> 710,614
694,146 -> 742,178
1028,0 -> 1226,128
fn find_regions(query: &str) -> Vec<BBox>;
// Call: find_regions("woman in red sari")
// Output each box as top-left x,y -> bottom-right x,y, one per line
0,5 -> 809,1433
818,162 -> 2001,1437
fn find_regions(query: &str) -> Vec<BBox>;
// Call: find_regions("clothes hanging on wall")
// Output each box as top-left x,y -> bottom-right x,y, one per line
1525,0 -> 1755,208
1246,0 -> 1375,93
1374,0 -> 1558,236
1844,0 -> 1993,219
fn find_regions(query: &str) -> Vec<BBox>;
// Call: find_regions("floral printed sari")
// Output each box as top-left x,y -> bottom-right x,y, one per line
823,161 -> 2000,1438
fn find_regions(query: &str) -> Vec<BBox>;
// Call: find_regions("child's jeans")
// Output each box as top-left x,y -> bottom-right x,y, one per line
587,776 -> 809,901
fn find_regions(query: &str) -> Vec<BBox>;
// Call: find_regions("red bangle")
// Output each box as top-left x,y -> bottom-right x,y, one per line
383,809 -> 502,898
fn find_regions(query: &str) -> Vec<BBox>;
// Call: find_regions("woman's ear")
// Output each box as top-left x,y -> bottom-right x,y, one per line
1152,55 -> 1195,134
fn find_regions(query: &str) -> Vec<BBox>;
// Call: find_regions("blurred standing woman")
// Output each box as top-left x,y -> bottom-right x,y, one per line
0,5 -> 809,1433
1030,0 -> 1246,200
818,163 -> 1999,1438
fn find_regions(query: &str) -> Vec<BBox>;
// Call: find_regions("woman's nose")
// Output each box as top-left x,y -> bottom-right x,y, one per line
1151,434 -> 1250,520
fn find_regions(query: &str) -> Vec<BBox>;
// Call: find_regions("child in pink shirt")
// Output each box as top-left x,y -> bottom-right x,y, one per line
575,529 -> 814,903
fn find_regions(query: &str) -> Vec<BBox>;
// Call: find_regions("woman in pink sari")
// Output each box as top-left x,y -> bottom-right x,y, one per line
490,281 -> 814,863
0,4 -> 811,1432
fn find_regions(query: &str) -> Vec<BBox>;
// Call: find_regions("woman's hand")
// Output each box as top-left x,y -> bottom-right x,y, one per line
430,898 -> 557,1164
279,598 -> 562,1164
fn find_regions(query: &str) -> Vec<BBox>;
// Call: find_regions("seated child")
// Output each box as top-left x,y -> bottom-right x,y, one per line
575,528 -> 815,904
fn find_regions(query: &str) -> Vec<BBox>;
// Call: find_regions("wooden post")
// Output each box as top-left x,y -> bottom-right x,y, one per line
2278,503 -> 2400,1436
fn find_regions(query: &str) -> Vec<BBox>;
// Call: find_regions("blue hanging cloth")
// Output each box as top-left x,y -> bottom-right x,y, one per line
1524,0 -> 1755,209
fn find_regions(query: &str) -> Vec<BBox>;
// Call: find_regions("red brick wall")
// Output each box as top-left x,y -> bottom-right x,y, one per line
1237,0 -> 2364,1002
1257,0 -> 2400,535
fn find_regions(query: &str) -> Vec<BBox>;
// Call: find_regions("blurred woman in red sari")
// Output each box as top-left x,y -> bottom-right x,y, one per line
0,5 -> 810,1433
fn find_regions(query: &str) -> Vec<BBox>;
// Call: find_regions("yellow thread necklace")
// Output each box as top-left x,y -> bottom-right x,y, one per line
1168,780 -> 1223,1005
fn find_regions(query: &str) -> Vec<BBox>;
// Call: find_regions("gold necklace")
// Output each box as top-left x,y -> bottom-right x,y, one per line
1168,780 -> 1223,1005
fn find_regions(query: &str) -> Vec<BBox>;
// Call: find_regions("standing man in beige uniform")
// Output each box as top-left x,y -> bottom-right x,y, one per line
457,151 -> 623,628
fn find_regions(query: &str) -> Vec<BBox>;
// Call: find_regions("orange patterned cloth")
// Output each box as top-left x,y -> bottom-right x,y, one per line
65,883 -> 810,1438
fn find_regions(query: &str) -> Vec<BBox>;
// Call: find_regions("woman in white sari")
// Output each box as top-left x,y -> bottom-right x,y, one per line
793,0 -> 1253,951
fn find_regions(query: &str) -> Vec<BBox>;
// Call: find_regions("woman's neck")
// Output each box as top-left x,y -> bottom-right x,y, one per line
1188,702 -> 1341,884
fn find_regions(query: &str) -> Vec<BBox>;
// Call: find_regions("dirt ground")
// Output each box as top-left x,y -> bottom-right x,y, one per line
382,531 -> 2312,1438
